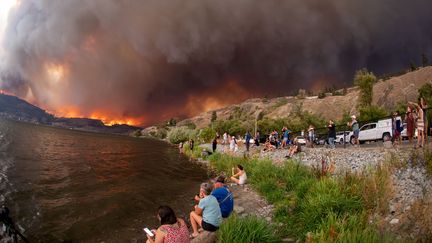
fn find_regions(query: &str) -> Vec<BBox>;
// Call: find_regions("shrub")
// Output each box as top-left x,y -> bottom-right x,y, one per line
149,127 -> 168,139
183,142 -> 204,159
213,119 -> 245,136
358,105 -> 388,123
211,111 -> 217,122
217,215 -> 280,243
166,126 -> 196,144
424,149 -> 432,177
354,68 -> 377,107
199,127 -> 216,143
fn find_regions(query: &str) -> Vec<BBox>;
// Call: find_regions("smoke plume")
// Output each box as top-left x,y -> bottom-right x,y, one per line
1,0 -> 432,125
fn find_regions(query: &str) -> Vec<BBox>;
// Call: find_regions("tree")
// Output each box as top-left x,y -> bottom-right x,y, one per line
354,69 -> 376,108
410,61 -> 418,71
199,127 -> 216,143
167,118 -> 176,126
422,53 -> 429,67
167,126 -> 196,144
358,105 -> 388,123
211,111 -> 217,123
418,83 -> 432,105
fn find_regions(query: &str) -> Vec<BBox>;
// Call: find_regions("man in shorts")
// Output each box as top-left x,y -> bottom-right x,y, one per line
348,115 -> 360,147
190,183 -> 222,238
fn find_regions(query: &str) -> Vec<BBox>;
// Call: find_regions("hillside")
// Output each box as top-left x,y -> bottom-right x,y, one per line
0,93 -> 54,123
0,93 -> 141,135
172,66 -> 432,130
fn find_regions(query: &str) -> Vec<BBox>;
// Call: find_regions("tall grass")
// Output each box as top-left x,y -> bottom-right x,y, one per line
206,152 -> 396,242
183,143 -> 205,159
217,215 -> 280,243
424,148 -> 432,177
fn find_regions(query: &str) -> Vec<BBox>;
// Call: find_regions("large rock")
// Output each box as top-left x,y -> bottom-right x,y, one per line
191,231 -> 217,243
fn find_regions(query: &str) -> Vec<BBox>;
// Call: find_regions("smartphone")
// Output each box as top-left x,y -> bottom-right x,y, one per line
143,227 -> 154,237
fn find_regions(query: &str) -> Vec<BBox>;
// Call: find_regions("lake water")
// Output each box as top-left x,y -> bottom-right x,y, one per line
0,119 -> 208,242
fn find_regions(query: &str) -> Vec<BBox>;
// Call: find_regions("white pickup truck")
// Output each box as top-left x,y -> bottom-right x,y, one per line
349,118 -> 393,144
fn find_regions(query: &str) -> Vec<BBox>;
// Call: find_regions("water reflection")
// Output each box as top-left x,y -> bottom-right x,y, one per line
0,119 -> 207,242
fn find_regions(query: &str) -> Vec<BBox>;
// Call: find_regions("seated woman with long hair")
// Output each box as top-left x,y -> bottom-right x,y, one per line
146,206 -> 190,243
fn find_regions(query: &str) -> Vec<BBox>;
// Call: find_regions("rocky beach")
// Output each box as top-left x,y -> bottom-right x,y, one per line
195,141 -> 432,241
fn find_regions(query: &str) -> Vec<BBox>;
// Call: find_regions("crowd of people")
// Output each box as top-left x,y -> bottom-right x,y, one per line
206,98 -> 430,158
145,168 -> 247,242
157,99 -> 430,242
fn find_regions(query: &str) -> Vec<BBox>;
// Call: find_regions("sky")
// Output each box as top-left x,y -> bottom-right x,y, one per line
0,0 -> 431,126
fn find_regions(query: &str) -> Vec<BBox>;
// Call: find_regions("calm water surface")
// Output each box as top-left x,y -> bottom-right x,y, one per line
0,119 -> 208,242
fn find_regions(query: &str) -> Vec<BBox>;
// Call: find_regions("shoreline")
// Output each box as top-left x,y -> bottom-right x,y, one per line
180,140 -> 432,241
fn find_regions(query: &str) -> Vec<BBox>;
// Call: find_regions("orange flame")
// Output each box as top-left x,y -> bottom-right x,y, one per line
185,79 -> 250,116
0,89 -> 15,96
52,106 -> 142,126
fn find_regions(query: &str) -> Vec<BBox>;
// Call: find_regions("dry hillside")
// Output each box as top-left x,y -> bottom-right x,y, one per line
170,67 -> 432,129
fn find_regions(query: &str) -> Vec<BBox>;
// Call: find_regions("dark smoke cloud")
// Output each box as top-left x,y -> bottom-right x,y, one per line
1,0 -> 432,125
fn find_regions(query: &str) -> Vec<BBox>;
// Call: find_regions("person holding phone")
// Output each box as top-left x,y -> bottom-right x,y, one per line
145,206 -> 189,243
230,164 -> 247,185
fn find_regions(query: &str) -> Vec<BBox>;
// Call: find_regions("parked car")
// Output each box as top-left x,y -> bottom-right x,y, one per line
295,136 -> 307,145
401,123 -> 418,139
314,135 -> 328,145
335,131 -> 351,144
348,118 -> 393,144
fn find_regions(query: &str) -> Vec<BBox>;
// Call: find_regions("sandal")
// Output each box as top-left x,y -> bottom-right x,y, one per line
190,233 -> 199,239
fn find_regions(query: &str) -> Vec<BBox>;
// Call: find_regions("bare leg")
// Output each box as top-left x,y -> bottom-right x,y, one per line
231,177 -> 240,184
190,211 -> 202,236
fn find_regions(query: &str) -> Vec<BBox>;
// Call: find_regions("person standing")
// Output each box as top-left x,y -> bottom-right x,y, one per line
405,106 -> 415,145
222,132 -> 228,145
178,142 -> 183,154
392,112 -> 403,147
229,136 -> 236,153
420,97 -> 428,143
254,131 -> 260,147
308,125 -> 315,148
282,127 -> 289,148
327,120 -> 336,149
348,115 -> 360,147
189,139 -> 194,151
410,102 -> 425,148
245,131 -> 252,152
212,137 -> 217,153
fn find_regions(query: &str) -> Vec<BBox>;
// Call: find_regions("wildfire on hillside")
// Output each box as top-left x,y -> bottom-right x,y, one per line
52,106 -> 143,126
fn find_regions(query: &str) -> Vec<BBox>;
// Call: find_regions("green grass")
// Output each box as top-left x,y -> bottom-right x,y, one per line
217,214 -> 280,243
424,148 -> 432,177
206,152 -> 397,242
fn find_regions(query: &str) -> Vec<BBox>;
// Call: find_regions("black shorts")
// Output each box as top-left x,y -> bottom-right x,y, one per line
202,220 -> 219,232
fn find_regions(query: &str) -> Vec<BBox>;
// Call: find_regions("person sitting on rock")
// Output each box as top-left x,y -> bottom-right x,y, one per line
263,138 -> 276,152
190,183 -> 222,238
230,164 -> 247,185
194,176 -> 234,219
212,175 -> 234,218
285,141 -> 302,158
145,206 -> 190,243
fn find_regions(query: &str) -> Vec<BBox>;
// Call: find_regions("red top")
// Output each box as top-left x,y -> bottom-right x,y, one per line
160,221 -> 190,243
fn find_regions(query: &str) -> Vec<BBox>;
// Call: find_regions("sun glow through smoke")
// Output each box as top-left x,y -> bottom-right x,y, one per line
44,62 -> 68,84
